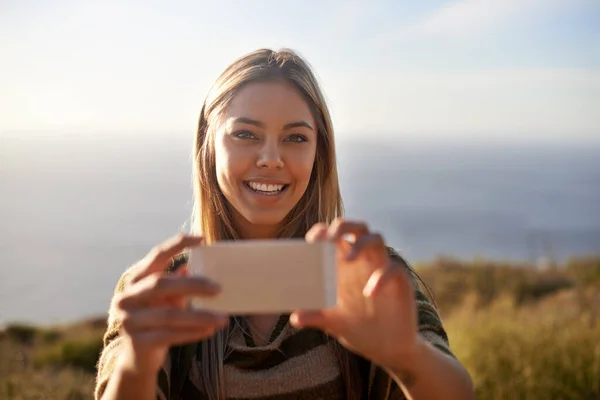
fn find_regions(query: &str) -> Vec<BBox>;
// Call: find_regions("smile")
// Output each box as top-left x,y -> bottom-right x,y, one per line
243,181 -> 289,196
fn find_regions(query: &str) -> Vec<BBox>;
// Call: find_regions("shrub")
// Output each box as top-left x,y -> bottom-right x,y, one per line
34,334 -> 104,373
513,275 -> 574,305
5,324 -> 38,345
40,329 -> 63,344
60,336 -> 104,372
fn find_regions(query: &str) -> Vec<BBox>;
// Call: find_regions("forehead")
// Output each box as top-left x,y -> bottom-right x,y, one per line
224,81 -> 315,126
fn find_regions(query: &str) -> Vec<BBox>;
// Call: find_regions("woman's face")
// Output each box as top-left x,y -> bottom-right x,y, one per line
213,81 -> 318,238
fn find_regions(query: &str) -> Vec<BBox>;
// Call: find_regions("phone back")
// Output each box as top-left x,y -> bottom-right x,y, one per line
188,239 -> 336,313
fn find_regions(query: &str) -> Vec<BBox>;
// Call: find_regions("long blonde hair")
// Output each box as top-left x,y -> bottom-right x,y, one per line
190,48 -> 362,399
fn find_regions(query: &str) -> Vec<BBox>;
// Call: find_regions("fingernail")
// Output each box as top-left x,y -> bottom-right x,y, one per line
290,313 -> 302,327
363,277 -> 378,297
342,233 -> 355,243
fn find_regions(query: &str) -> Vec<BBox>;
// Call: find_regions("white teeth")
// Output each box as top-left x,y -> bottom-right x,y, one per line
248,181 -> 284,193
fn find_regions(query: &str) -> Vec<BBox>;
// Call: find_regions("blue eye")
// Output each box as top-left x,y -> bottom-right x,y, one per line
233,130 -> 257,140
285,134 -> 308,143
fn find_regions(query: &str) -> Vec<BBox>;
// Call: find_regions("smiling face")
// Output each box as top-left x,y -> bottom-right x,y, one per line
213,81 -> 318,239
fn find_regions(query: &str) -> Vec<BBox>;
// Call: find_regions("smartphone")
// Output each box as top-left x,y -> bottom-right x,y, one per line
188,239 -> 336,314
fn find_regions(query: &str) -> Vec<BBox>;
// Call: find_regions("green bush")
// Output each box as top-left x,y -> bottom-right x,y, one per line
513,275 -> 574,305
5,324 -> 38,345
40,329 -> 63,344
61,336 -> 104,372
34,335 -> 104,373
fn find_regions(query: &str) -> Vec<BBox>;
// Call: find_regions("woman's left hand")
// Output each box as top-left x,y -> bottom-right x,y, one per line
290,218 -> 421,369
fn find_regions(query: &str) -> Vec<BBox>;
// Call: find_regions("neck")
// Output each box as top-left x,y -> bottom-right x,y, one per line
241,224 -> 279,240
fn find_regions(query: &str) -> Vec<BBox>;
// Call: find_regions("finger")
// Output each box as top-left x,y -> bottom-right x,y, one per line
117,275 -> 221,310
121,307 -> 228,333
132,234 -> 203,284
305,222 -> 328,243
327,218 -> 369,242
166,265 -> 190,309
165,294 -> 188,310
346,233 -> 387,262
290,309 -> 346,337
363,264 -> 411,298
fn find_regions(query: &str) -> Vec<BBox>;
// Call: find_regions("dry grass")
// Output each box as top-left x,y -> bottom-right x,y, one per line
415,255 -> 600,399
446,293 -> 600,399
0,318 -> 106,400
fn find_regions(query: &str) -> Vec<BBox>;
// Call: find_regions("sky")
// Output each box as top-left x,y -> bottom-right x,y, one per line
1,0 -> 599,143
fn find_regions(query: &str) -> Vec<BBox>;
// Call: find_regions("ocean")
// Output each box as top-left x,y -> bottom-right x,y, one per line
1,133 -> 599,325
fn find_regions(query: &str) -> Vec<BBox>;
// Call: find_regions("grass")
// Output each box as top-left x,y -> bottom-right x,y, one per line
415,255 -> 600,399
32,336 -> 104,373
0,318 -> 105,400
446,293 -> 600,399
1,256 -> 599,399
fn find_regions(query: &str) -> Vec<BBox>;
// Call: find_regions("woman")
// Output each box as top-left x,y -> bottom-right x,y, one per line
95,48 -> 475,399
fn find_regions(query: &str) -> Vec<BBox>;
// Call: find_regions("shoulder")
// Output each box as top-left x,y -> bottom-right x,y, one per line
113,252 -> 189,295
386,246 -> 419,288
106,253 -> 186,327
386,246 -> 455,357
111,264 -> 142,297
386,246 -> 408,266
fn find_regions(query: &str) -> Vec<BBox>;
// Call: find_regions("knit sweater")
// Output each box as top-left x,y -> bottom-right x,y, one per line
95,247 -> 454,400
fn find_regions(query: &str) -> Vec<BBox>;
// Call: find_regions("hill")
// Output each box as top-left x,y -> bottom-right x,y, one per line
1,255 -> 599,399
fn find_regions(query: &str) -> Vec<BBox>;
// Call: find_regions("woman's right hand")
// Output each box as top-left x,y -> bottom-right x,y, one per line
113,234 -> 228,376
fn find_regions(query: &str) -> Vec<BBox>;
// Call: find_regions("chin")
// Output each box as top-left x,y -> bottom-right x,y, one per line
244,212 -> 288,227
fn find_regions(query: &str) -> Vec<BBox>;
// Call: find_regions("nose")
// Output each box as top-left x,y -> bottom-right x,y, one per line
256,140 -> 284,169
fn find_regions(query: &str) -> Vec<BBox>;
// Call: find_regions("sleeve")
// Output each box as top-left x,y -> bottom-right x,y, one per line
387,247 -> 454,358
363,248 -> 455,399
94,265 -> 172,400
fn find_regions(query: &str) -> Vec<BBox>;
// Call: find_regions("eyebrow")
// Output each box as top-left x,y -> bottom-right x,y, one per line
232,117 -> 314,131
283,121 -> 314,131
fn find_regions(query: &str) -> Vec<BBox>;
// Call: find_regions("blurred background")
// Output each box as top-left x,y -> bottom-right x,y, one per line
1,1 -> 599,399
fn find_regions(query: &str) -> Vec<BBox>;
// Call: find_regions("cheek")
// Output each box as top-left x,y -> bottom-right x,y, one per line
214,139 -> 243,191
286,147 -> 317,183
214,141 -> 227,186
